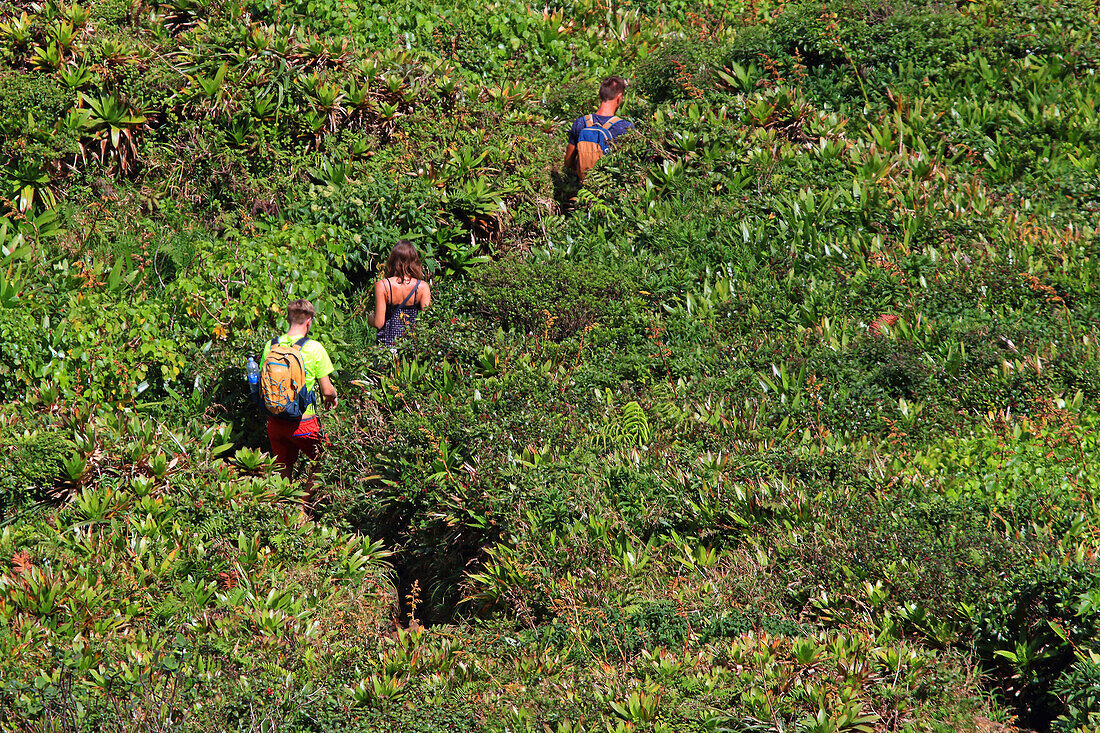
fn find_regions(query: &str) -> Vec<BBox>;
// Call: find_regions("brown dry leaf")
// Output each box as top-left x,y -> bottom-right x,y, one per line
973,717 -> 1018,733
868,313 -> 899,337
10,551 -> 33,577
218,569 -> 238,590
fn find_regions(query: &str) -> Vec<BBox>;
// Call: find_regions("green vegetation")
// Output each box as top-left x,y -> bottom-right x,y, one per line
2,0 -> 1100,729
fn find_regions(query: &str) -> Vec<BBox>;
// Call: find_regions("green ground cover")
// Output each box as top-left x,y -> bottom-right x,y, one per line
2,0 -> 1100,729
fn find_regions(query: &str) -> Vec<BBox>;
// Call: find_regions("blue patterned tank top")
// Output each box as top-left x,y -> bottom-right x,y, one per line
378,279 -> 421,347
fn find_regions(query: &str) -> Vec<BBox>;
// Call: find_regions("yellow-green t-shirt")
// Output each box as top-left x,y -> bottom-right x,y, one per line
261,335 -> 334,418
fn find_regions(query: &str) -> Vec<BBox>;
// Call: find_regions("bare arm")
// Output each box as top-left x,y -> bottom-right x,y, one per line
419,281 -> 432,310
563,143 -> 577,171
373,280 -> 387,330
317,375 -> 337,409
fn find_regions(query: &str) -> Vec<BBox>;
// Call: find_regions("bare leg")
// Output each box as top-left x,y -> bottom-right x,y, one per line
301,463 -> 318,516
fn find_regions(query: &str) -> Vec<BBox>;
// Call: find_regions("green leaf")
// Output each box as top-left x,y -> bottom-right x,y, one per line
107,256 -> 124,290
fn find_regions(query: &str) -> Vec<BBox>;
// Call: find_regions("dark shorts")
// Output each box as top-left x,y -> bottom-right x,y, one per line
267,416 -> 324,476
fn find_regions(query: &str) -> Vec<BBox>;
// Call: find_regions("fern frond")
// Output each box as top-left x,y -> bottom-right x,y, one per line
620,401 -> 652,446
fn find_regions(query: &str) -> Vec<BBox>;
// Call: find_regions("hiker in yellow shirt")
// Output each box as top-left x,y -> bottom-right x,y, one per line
261,299 -> 337,509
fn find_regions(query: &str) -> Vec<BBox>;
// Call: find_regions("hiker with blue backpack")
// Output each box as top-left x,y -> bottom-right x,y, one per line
564,75 -> 634,180
254,298 -> 338,510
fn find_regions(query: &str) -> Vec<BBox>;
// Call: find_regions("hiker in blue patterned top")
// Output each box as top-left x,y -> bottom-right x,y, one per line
372,240 -> 431,347
564,75 -> 634,180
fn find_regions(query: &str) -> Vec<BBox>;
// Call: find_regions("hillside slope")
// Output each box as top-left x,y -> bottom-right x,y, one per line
2,0 -> 1100,730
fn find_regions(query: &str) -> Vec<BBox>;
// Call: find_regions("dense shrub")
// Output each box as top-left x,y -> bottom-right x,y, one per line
969,563 -> 1100,727
781,494 -> 1040,620
634,38 -> 727,104
0,308 -> 48,394
467,256 -> 637,340
1,430 -> 72,513
0,71 -> 73,133
1,0 -> 1099,729
1053,655 -> 1100,732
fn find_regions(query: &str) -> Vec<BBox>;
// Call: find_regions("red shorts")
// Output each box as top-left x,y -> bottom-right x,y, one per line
267,416 -> 325,477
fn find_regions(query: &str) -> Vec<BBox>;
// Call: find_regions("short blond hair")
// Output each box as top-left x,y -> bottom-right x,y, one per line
286,299 -> 316,325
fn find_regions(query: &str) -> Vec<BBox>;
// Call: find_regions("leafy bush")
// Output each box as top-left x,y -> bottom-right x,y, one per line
1,430 -> 72,513
0,71 -> 73,133
634,38 -> 726,104
0,308 -> 48,393
467,257 -> 636,340
1053,654 -> 1100,732
1,0 -> 1099,728
967,562 -> 1100,727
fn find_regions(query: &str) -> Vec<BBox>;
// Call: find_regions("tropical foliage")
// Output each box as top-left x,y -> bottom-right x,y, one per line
2,0 -> 1100,730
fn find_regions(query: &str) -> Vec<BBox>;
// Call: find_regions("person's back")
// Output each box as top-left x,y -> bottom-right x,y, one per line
377,276 -> 425,346
373,240 -> 431,346
565,75 -> 634,179
260,298 -> 338,513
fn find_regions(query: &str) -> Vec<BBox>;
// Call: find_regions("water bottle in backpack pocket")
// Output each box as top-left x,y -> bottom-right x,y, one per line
245,354 -> 260,401
258,337 -> 315,420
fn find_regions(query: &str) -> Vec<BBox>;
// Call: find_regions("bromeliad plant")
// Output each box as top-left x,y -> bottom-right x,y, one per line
81,93 -> 148,175
2,0 -> 1100,730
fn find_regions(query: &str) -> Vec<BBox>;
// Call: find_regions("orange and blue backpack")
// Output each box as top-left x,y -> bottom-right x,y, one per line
258,337 -> 315,420
574,114 -> 621,177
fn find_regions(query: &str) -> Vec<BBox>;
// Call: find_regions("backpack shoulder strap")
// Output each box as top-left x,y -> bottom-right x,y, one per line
270,337 -> 280,347
601,116 -> 620,130
294,336 -> 310,349
399,280 -> 420,307
584,114 -> 594,127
